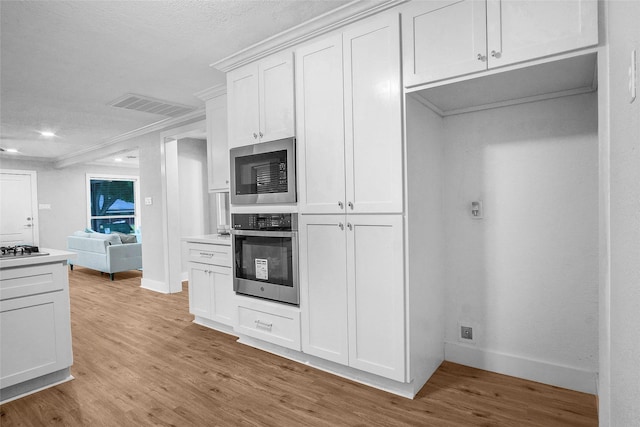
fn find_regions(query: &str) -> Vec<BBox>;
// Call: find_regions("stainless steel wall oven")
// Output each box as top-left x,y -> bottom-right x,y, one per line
231,213 -> 299,305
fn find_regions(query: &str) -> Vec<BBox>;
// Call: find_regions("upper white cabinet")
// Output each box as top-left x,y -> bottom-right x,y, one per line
227,50 -> 295,148
402,0 -> 598,87
295,35 -> 346,214
296,14 -> 403,214
205,93 -> 230,192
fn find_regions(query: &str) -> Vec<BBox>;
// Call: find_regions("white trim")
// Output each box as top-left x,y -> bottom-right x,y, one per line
444,341 -> 597,394
160,120 -> 208,295
140,278 -> 170,294
236,334 -> 419,399
211,0 -> 408,72
54,109 -> 205,168
194,84 -> 226,102
85,173 -> 140,233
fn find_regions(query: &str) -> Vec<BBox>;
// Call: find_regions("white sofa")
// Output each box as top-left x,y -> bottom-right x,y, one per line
67,231 -> 142,280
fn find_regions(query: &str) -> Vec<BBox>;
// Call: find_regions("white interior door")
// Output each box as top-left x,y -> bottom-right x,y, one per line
0,170 -> 38,246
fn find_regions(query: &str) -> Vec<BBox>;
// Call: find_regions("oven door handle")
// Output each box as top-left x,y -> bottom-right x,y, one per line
231,229 -> 297,238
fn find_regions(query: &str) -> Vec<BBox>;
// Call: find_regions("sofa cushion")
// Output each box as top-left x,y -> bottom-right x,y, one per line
114,232 -> 137,244
90,232 -> 122,245
72,230 -> 122,245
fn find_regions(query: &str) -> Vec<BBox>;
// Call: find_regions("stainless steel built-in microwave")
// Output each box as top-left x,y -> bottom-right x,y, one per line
229,138 -> 296,205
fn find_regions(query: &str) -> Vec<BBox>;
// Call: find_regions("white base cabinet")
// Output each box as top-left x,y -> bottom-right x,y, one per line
234,295 -> 301,351
299,214 -> 405,382
185,240 -> 234,329
0,259 -> 74,402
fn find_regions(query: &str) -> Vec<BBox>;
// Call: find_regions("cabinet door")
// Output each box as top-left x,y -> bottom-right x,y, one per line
210,265 -> 234,326
259,51 -> 295,142
296,35 -> 346,214
188,262 -> 212,318
299,215 -> 349,365
402,0 -> 487,87
487,0 -> 598,68
346,215 -> 405,382
343,14 -> 404,214
206,95 -> 230,192
227,63 -> 259,148
0,263 -> 72,388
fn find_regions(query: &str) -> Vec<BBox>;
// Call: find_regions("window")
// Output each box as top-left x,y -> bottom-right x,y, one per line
86,174 -> 139,234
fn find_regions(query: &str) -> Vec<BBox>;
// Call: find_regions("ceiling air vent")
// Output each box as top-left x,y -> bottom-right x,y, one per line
107,93 -> 195,118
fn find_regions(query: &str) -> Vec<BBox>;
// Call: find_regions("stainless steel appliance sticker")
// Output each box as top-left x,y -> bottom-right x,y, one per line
255,258 -> 268,280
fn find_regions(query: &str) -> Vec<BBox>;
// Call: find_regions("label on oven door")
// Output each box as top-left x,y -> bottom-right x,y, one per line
255,258 -> 268,280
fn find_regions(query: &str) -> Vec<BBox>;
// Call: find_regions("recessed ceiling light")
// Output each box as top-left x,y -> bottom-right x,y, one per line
6,148 -> 19,153
114,158 -> 123,162
40,131 -> 56,137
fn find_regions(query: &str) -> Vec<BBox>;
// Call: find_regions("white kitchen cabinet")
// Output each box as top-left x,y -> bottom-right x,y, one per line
402,0 -> 598,87
186,240 -> 234,328
0,258 -> 73,399
296,14 -> 403,214
235,295 -> 301,351
295,35 -> 346,214
226,50 -> 294,148
205,93 -> 230,192
299,215 -> 349,365
299,214 -> 405,381
188,263 -> 234,326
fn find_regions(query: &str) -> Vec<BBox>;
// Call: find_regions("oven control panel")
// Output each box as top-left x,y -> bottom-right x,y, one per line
232,213 -> 297,231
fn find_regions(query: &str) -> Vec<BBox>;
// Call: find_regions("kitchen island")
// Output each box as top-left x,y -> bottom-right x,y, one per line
0,248 -> 76,404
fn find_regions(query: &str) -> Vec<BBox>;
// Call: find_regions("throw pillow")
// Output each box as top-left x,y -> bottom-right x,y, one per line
114,232 -> 137,244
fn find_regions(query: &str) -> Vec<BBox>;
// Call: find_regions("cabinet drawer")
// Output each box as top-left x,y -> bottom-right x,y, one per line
186,243 -> 231,267
0,263 -> 66,301
235,298 -> 301,351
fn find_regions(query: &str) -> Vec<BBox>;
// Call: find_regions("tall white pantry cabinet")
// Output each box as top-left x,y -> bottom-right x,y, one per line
296,14 -> 428,388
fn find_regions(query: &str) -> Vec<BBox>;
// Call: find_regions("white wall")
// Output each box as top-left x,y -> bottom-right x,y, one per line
0,157 -> 139,250
606,1 -> 640,425
177,138 -> 212,274
442,93 -> 599,393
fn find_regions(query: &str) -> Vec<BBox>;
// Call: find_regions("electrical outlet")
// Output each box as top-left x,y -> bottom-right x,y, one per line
458,322 -> 476,344
461,326 -> 473,340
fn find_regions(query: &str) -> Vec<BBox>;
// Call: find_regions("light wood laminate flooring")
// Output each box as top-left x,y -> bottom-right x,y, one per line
0,267 -> 598,426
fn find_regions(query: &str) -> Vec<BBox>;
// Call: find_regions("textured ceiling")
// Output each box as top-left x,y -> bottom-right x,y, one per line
0,0 -> 351,162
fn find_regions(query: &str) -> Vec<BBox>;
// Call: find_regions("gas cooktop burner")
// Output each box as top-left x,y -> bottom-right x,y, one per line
0,245 -> 49,258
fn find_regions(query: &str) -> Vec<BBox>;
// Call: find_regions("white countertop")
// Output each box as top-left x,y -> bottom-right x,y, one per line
182,234 -> 232,246
0,248 -> 76,269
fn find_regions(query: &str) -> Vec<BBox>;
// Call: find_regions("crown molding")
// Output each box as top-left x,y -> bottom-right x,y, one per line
194,84 -> 226,101
211,0 -> 408,72
53,108 -> 205,169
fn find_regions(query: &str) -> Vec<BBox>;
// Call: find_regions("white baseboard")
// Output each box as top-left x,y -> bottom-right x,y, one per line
444,341 -> 597,394
236,334 -> 419,399
140,278 -> 170,294
181,271 -> 188,282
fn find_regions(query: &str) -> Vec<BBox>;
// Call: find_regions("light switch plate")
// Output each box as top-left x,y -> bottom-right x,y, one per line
630,49 -> 637,104
144,197 -> 153,205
